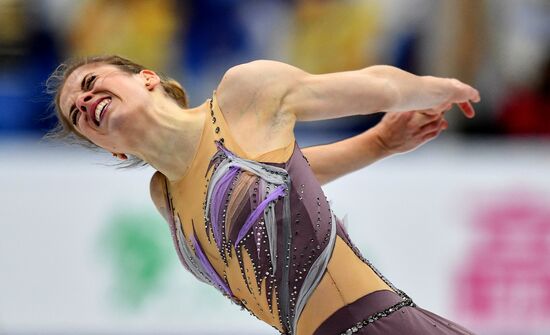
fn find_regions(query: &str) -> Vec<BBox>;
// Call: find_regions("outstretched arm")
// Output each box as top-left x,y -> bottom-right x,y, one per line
216,60 -> 479,172
223,60 -> 479,121
303,107 -> 452,185
283,64 -> 480,121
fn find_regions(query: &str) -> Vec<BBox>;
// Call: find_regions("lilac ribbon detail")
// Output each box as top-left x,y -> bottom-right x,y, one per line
191,232 -> 233,297
235,184 -> 286,247
210,165 -> 239,249
215,140 -> 234,158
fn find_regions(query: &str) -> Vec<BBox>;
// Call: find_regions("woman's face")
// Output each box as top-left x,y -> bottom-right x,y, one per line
59,62 -> 157,153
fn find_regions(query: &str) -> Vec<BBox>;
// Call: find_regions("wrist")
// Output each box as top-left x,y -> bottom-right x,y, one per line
389,76 -> 451,112
361,126 -> 395,159
422,75 -> 454,105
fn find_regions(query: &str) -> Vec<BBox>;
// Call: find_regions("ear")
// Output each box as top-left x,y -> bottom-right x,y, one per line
140,70 -> 161,90
112,152 -> 128,160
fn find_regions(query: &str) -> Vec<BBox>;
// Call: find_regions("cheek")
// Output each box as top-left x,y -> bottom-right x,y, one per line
76,116 -> 94,138
105,102 -> 146,145
106,100 -> 138,129
76,114 -> 117,150
106,102 -> 126,126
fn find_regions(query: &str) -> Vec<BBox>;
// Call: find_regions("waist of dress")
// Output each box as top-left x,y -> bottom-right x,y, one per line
312,289 -> 416,335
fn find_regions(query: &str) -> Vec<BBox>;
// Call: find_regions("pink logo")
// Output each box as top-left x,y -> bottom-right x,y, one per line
455,193 -> 550,329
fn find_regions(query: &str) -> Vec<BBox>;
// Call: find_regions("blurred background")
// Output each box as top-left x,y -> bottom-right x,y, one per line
0,0 -> 549,334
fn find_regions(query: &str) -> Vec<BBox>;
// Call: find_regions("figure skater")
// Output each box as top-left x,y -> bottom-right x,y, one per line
46,55 -> 480,335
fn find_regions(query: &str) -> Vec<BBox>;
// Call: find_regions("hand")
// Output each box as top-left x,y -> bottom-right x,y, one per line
372,104 -> 455,155
421,77 -> 480,118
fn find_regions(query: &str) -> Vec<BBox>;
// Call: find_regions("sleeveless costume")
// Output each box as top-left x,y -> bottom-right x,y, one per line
159,92 -> 476,335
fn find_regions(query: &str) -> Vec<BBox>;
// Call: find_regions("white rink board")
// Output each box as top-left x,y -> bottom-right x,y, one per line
1,138 -> 549,334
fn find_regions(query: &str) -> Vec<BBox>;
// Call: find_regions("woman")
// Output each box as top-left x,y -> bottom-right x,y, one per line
47,55 -> 480,335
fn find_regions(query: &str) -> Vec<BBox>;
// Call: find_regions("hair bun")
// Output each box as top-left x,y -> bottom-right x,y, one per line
162,79 -> 189,108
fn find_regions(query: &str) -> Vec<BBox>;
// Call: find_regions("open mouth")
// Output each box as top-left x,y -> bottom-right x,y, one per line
94,97 -> 111,126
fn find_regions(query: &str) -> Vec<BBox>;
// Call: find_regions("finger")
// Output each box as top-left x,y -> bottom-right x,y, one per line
416,113 -> 441,128
436,102 -> 453,113
417,118 -> 444,135
441,119 -> 448,130
418,108 -> 440,116
458,101 -> 476,118
420,129 -> 442,142
463,84 -> 481,103
389,110 -> 414,121
421,102 -> 450,115
450,78 -> 480,102
472,89 -> 481,103
419,110 -> 443,118
417,109 -> 444,126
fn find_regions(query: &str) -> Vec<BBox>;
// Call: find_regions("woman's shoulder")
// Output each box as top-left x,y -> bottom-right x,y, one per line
216,60 -> 306,109
224,59 -> 305,76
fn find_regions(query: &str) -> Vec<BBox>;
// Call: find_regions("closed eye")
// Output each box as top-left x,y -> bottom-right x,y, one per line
70,105 -> 79,126
85,75 -> 97,91
70,73 -> 98,127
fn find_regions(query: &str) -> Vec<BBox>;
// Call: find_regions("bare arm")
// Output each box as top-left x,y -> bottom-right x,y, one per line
302,128 -> 389,185
283,64 -> 480,121
216,60 -> 479,170
222,60 -> 479,122
302,107 -> 453,185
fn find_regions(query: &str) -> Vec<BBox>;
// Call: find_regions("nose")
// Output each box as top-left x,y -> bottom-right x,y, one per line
76,91 -> 94,113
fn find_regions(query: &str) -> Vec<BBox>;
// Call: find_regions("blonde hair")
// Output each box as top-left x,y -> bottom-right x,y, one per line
43,55 -> 189,168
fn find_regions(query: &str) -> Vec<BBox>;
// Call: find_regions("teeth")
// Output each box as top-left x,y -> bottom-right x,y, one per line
95,98 -> 110,123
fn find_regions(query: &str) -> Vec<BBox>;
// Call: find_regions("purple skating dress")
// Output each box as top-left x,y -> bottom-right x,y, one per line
153,92 -> 477,335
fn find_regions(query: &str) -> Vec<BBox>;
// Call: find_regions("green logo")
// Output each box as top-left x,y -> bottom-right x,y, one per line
97,208 -> 174,310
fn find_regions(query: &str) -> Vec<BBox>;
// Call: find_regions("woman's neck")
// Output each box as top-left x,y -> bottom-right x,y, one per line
132,98 -> 209,182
